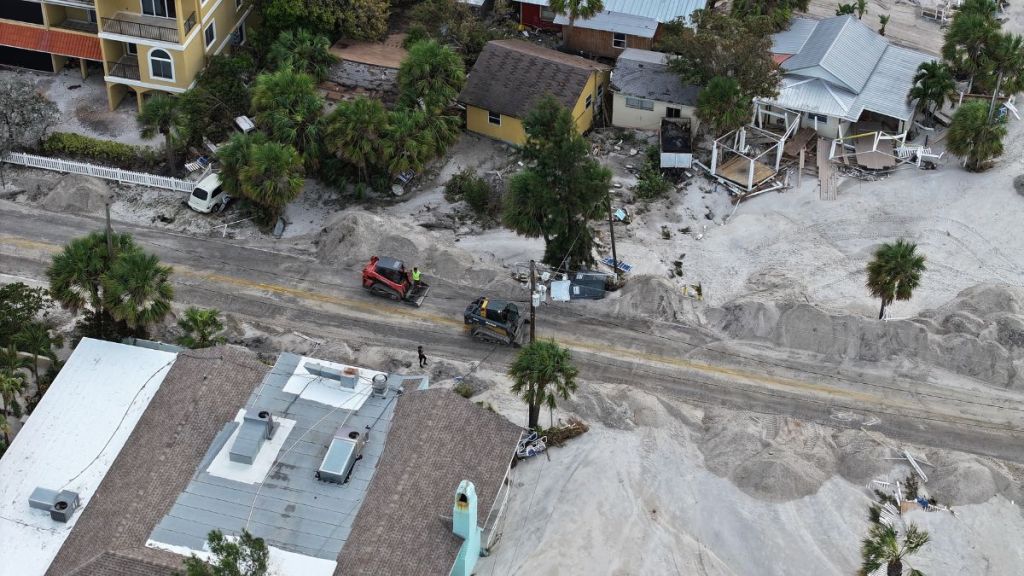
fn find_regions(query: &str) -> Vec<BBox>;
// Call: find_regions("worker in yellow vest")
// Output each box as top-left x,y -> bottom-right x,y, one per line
412,267 -> 422,288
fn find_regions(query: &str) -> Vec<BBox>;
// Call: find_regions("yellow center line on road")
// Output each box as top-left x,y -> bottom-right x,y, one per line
0,234 -> 951,415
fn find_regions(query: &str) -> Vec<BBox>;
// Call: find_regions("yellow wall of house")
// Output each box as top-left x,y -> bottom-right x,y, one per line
466,70 -> 609,146
200,0 -> 243,55
466,106 -> 527,145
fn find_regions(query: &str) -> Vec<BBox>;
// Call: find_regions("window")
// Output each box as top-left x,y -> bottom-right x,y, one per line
807,112 -> 828,123
204,21 -> 216,48
585,94 -> 593,109
141,0 -> 175,18
613,32 -> 626,49
149,49 -> 173,80
625,96 -> 654,111
666,107 -> 681,119
87,9 -> 97,23
231,22 -> 246,46
540,6 -> 555,21
487,110 -> 501,125
125,42 -> 137,55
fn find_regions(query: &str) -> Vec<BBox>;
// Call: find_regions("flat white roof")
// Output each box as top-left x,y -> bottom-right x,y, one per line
282,356 -> 382,411
0,338 -> 177,576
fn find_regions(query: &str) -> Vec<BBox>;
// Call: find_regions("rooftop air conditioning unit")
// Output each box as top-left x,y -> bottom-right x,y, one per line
316,426 -> 367,484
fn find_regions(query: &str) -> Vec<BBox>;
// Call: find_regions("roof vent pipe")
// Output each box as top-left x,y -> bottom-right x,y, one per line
258,410 -> 275,440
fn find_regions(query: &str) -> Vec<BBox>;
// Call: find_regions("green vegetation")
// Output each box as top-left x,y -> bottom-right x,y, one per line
865,239 -> 926,319
697,76 -> 751,136
550,0 -> 604,45
634,146 -> 671,200
909,61 -> 955,119
947,100 -> 1007,171
177,307 -> 227,349
0,78 -> 59,185
266,28 -> 336,82
182,529 -> 269,576
503,96 -> 611,269
407,0 -> 494,64
0,283 -> 51,348
177,53 -> 256,149
508,339 -> 579,429
137,93 -> 182,174
217,133 -> 305,225
445,169 -> 497,218
47,231 -> 174,341
251,67 -> 325,169
251,0 -> 388,45
860,523 -> 930,576
397,39 -> 466,113
42,133 -> 159,169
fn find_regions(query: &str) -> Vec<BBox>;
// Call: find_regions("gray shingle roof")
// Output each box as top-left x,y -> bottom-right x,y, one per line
459,40 -> 610,119
766,16 -> 935,122
336,388 -> 522,576
612,48 -> 700,106
47,346 -> 270,576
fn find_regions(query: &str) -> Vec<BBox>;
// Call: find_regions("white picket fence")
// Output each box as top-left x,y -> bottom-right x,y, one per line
3,152 -> 196,193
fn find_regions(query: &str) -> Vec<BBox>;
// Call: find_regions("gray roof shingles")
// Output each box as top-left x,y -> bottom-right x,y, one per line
46,346 -> 270,576
336,388 -> 522,576
459,39 -> 610,119
612,48 -> 700,106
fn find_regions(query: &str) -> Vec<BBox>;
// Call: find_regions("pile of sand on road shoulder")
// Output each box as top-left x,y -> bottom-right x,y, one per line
314,210 -> 505,289
707,284 -> 1024,390
41,174 -> 112,215
600,275 -> 700,322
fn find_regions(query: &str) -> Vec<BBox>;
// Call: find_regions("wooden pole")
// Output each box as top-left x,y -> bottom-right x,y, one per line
529,259 -> 536,344
606,192 -> 619,281
798,148 -> 804,187
105,201 -> 114,259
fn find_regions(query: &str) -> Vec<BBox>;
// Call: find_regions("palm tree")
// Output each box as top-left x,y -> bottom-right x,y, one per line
237,140 -> 305,224
177,307 -> 227,349
866,239 -> 927,320
0,369 -> 26,418
266,29 -> 337,82
942,3 -> 999,93
0,413 -> 11,450
549,0 -> 604,47
861,523 -> 930,576
855,0 -> 868,19
47,231 -> 138,336
982,32 -> 1024,121
947,99 -> 1007,171
397,39 -> 466,114
138,94 -> 181,174
101,251 -> 174,336
251,67 -> 324,167
385,109 -> 437,178
908,61 -> 955,119
13,322 -> 62,385
697,76 -> 750,136
879,14 -> 890,36
324,97 -> 390,182
508,340 -> 579,429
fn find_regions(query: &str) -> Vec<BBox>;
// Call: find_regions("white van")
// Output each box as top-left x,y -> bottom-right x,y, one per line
187,173 -> 228,213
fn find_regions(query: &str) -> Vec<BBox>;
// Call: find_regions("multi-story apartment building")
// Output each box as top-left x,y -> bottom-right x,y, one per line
0,0 -> 252,109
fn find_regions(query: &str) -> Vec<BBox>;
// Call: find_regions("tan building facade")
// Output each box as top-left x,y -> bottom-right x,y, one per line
1,0 -> 251,109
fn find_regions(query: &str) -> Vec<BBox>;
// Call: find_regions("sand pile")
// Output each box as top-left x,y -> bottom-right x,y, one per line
922,451 -> 1021,505
41,174 -> 111,214
707,284 -> 1024,389
698,409 -> 839,501
314,210 -> 504,288
602,275 -> 699,322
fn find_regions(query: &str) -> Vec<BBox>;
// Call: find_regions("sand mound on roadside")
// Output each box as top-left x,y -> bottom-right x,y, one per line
42,174 -> 112,214
923,451 -> 1022,505
707,284 -> 1024,390
602,275 -> 698,322
833,430 -> 902,485
698,409 -> 838,501
314,210 -> 504,288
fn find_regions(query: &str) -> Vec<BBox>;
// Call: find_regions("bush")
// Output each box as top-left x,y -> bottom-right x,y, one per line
42,132 -> 159,169
453,380 -> 474,398
403,24 -> 431,49
444,169 -> 498,218
634,153 -> 671,200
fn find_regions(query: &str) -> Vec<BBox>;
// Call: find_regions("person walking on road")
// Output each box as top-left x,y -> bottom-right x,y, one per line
418,345 -> 428,368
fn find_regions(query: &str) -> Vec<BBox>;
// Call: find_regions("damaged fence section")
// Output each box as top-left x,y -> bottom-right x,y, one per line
3,152 -> 195,193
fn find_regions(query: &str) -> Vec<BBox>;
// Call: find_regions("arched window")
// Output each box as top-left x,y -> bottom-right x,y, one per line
149,49 -> 173,81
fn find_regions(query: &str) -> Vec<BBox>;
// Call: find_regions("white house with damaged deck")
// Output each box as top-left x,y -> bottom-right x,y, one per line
757,15 -> 935,139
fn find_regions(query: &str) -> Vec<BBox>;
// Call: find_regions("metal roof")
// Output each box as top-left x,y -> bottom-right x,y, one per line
780,16 -> 888,93
765,16 -> 935,122
148,353 -> 424,564
554,10 -> 660,37
612,49 -> 700,106
523,0 -> 706,22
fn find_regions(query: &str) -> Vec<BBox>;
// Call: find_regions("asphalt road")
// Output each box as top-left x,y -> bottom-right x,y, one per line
2,201 -> 1023,463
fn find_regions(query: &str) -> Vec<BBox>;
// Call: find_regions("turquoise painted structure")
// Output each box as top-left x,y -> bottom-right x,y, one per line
450,480 -> 482,576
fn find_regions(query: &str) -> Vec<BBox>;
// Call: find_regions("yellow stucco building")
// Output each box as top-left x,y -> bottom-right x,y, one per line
458,39 -> 611,146
0,0 -> 251,110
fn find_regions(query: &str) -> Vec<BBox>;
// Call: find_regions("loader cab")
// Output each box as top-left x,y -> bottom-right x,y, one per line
466,298 -> 519,325
374,256 -> 409,286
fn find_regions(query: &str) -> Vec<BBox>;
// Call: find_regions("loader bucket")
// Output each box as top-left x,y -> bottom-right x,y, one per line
406,283 -> 429,307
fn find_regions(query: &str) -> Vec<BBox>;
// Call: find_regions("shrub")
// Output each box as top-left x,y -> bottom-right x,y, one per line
453,380 -> 474,398
42,132 -> 159,169
634,148 -> 671,200
444,169 -> 497,217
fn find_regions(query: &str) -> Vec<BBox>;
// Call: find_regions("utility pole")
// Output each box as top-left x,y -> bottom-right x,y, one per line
606,192 -> 619,283
105,201 -> 114,259
529,259 -> 536,343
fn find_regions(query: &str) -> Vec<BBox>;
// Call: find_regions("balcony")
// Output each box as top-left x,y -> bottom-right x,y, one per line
37,0 -> 95,8
107,56 -> 140,81
101,11 -> 194,43
55,18 -> 98,34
